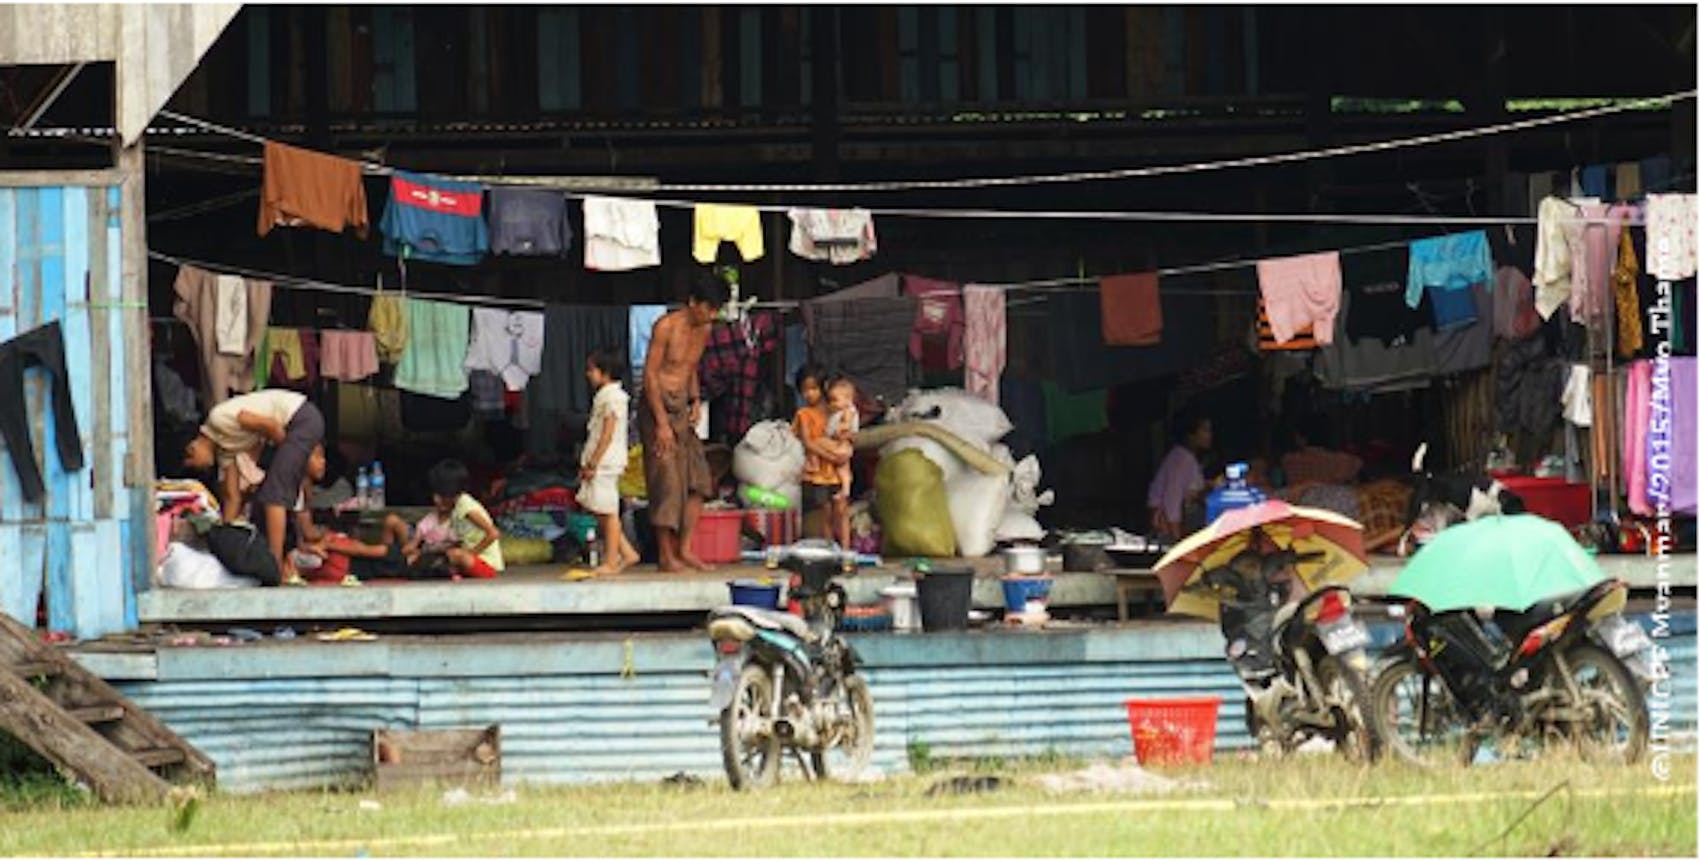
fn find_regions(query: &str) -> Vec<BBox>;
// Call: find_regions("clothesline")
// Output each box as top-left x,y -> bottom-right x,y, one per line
158,92 -> 1693,193
148,109 -> 1660,227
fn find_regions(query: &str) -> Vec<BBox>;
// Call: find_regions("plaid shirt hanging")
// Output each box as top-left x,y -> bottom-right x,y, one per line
698,311 -> 779,441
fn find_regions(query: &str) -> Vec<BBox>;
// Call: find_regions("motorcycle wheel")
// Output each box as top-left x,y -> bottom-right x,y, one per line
1369,657 -> 1471,768
721,663 -> 782,790
1563,642 -> 1650,765
811,675 -> 875,781
1319,656 -> 1382,764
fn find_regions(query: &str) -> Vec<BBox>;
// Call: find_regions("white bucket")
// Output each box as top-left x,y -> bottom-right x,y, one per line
881,583 -> 921,632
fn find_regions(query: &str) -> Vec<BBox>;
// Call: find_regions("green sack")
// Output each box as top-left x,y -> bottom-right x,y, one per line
875,449 -> 957,558
501,536 -> 555,566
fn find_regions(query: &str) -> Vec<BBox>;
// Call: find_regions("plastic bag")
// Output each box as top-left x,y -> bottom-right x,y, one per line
894,388 -> 1012,447
945,469 -> 1011,558
158,542 -> 258,589
874,449 -> 956,557
879,436 -> 964,485
733,420 -> 806,493
995,510 -> 1046,543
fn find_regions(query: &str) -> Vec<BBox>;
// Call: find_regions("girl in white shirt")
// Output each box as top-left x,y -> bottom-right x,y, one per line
581,348 -> 639,573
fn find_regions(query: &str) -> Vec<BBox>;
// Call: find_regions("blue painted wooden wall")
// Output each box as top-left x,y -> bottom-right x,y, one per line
0,184 -> 139,639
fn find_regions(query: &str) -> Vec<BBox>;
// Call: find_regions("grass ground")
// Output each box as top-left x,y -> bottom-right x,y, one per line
0,752 -> 1694,857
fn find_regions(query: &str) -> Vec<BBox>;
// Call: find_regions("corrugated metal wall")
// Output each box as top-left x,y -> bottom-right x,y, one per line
105,616 -> 1698,793
0,183 -> 141,639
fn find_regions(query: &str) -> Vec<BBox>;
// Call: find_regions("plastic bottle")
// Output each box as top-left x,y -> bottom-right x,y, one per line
356,467 -> 370,509
370,462 -> 386,509
585,526 -> 599,568
1205,462 -> 1266,525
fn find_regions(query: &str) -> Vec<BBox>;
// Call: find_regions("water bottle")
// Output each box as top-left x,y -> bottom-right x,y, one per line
370,462 -> 386,509
585,526 -> 599,568
1206,462 -> 1266,525
356,467 -> 370,509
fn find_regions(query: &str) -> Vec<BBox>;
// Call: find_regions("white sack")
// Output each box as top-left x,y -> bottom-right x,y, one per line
894,388 -> 1012,448
733,420 -> 806,492
158,542 -> 258,589
946,470 -> 1011,558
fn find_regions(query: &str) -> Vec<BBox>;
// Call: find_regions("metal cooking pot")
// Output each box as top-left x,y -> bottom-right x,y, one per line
1001,545 -> 1047,576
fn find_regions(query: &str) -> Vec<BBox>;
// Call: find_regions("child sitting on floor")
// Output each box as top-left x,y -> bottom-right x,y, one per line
422,459 -> 505,579
289,444 -> 415,583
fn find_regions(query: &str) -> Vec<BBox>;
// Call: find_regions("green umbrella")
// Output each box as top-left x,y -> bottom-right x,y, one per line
1388,514 -> 1605,612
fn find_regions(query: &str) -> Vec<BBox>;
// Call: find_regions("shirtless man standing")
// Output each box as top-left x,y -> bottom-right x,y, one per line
641,273 -> 730,571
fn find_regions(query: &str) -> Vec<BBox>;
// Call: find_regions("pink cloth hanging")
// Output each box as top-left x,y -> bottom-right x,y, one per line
903,275 -> 965,371
320,330 -> 381,382
963,285 -> 1006,404
1623,359 -> 1652,516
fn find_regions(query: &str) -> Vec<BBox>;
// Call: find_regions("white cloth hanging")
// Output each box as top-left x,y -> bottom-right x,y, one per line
1561,364 -> 1593,427
213,274 -> 249,356
788,208 -> 878,265
582,196 -> 661,271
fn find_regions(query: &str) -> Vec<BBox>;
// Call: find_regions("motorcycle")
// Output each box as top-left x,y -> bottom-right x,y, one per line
1369,578 -> 1652,766
1186,544 -> 1383,761
705,540 -> 877,790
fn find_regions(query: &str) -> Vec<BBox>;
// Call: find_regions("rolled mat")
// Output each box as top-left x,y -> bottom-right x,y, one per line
852,421 -> 1011,477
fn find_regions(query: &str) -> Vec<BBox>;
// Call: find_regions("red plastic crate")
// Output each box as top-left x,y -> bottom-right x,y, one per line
1499,476 -> 1591,527
689,509 -> 745,564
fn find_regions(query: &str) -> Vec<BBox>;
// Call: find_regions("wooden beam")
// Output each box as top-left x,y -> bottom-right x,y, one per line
0,668 -> 171,804
0,170 -> 123,187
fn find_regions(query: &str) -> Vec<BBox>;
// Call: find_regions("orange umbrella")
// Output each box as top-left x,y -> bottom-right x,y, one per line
1153,500 -> 1369,620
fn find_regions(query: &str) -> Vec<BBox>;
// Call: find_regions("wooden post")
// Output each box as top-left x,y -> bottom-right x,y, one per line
115,14 -> 158,600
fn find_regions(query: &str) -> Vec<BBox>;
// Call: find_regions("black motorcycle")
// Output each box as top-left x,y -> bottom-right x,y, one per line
705,540 -> 877,790
1187,545 -> 1383,761
1369,579 -> 1652,766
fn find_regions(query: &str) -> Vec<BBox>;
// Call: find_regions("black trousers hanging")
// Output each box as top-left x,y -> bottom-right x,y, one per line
0,321 -> 85,503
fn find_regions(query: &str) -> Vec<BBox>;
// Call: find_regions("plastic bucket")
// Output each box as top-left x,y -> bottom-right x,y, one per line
916,566 -> 974,631
727,580 -> 781,610
1000,576 -> 1053,612
1124,697 -> 1220,765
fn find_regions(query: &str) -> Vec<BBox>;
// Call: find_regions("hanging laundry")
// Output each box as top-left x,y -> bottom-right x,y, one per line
1614,228 -> 1645,357
963,285 -> 1006,404
368,289 -> 408,364
1641,155 -> 1673,195
1042,382 -> 1109,442
1646,193 -> 1698,281
214,275 -> 248,356
394,299 -> 472,400
528,304 -> 629,456
1492,266 -> 1541,343
1561,365 -> 1593,427
583,196 -> 661,271
1615,162 -> 1642,200
0,322 -> 85,503
787,208 -> 878,264
379,172 -> 490,265
1659,358 -> 1697,515
1406,231 -> 1492,330
1580,165 -> 1610,200
1496,335 -> 1565,437
1533,197 -> 1581,320
1256,252 -> 1342,346
803,276 -> 916,407
257,141 -> 370,239
692,203 -> 765,264
1567,201 -> 1619,330
628,305 -> 669,394
1624,359 -> 1653,515
1315,287 -> 1437,393
172,264 -> 273,405
1342,246 -> 1426,347
262,327 -> 319,387
468,370 -> 507,420
320,330 -> 380,383
904,275 -> 965,371
699,311 -> 780,441
1255,299 -> 1317,351
1099,272 -> 1163,347
1431,279 -> 1495,376
487,186 -> 573,257
464,307 -> 546,392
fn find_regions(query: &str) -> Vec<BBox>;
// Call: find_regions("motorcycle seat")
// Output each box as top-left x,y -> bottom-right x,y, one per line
710,605 -> 813,641
1493,581 -> 1616,644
